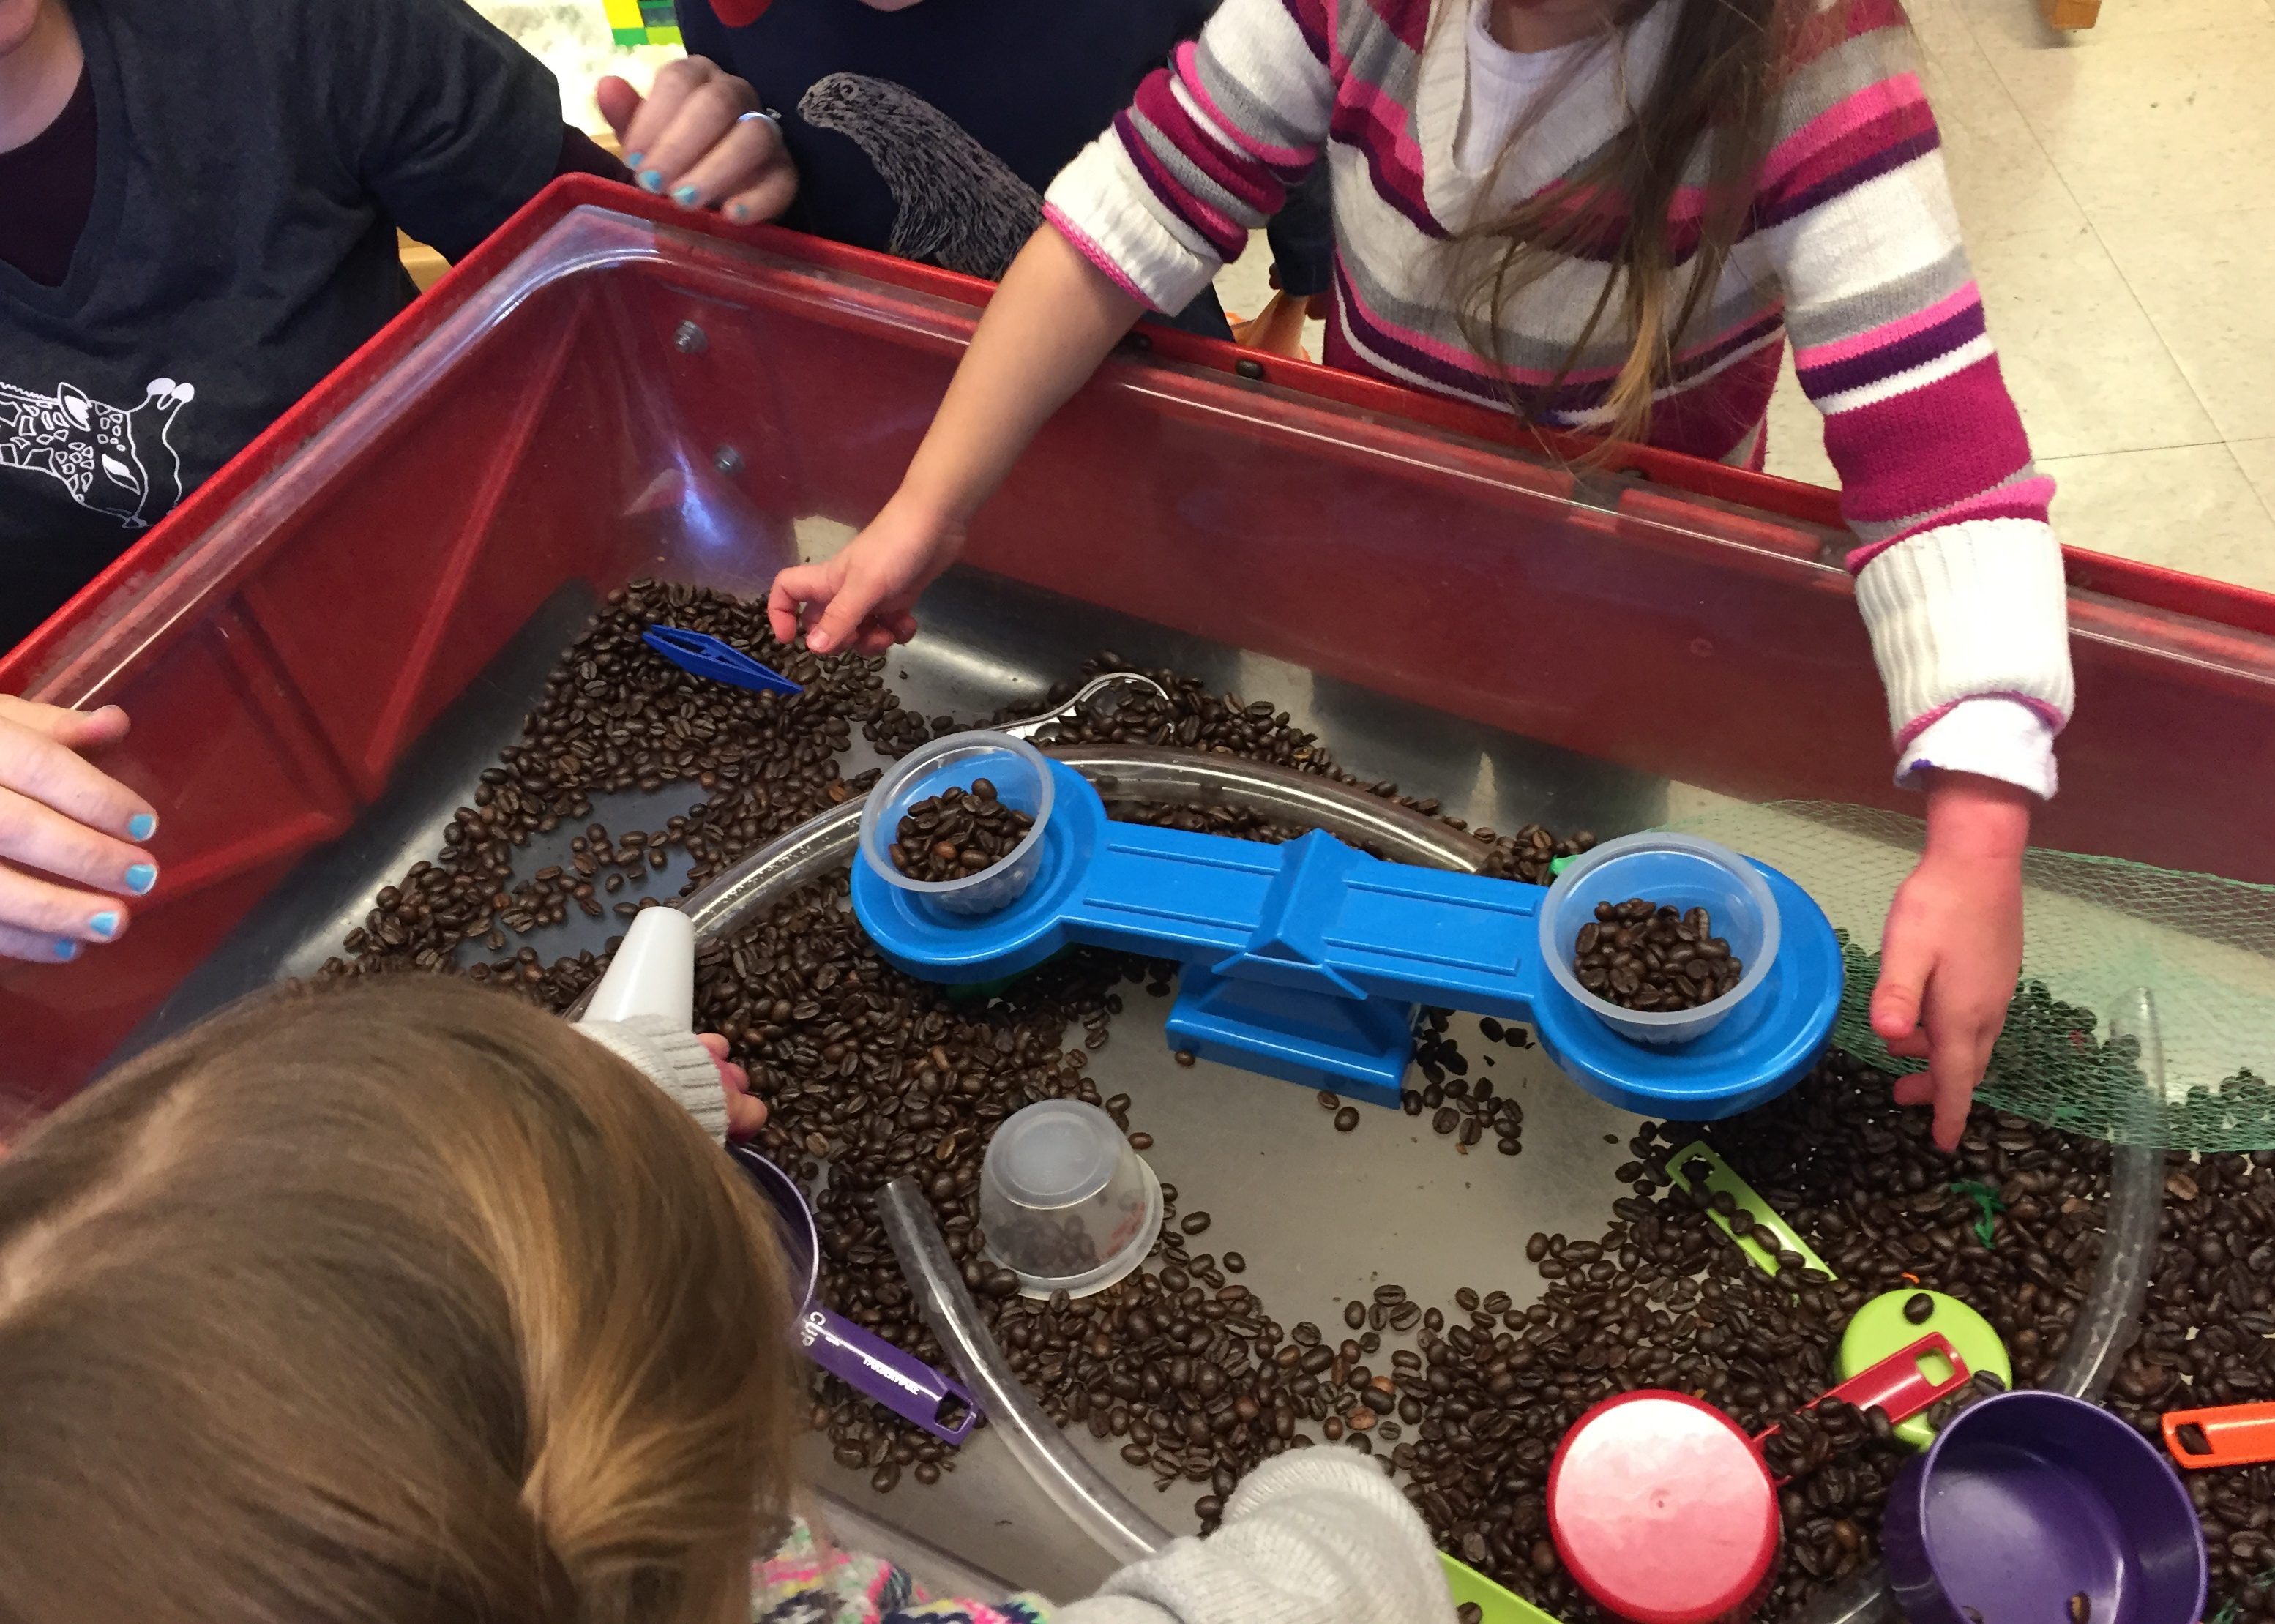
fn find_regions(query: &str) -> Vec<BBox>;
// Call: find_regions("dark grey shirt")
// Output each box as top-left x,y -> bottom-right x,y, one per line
0,0 -> 564,651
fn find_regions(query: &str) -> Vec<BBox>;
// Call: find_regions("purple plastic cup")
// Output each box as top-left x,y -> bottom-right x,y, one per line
728,1145 -> 979,1445
1883,1391 -> 2205,1624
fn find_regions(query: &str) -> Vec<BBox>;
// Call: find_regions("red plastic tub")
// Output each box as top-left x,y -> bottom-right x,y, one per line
4,176 -> 2272,1112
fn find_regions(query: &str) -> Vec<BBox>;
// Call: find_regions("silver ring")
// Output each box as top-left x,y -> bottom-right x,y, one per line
739,108 -> 784,127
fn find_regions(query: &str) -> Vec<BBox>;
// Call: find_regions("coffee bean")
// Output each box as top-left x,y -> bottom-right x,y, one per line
1335,1107 -> 1360,1133
340,599 -> 2239,1623
1344,1301 -> 1367,1331
1905,1292 -> 1934,1324
1571,896 -> 1743,1011
2070,1594 -> 2091,1624
1181,1212 -> 1211,1235
1318,1090 -> 1340,1110
1223,1251 -> 1245,1273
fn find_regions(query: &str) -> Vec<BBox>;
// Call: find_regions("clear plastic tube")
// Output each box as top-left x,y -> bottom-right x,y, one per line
875,1178 -> 1173,1567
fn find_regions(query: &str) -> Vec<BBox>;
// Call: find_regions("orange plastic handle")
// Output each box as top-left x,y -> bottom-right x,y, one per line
2163,1402 -> 2275,1470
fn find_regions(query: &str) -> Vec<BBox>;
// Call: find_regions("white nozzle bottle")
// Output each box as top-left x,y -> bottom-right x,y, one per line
579,908 -> 697,1028
570,908 -> 725,1141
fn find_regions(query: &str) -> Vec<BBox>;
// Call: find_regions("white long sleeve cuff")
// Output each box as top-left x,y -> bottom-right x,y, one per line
1896,695 -> 2058,799
1061,1451 -> 1453,1624
575,1014 -> 728,1143
1853,517 -> 2075,748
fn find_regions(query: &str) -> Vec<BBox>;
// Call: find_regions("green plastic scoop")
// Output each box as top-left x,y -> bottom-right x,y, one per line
1667,1141 -> 1835,1279
1443,1552 -> 1566,1624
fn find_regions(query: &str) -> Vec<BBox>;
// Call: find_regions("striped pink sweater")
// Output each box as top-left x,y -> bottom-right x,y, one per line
1043,0 -> 2074,794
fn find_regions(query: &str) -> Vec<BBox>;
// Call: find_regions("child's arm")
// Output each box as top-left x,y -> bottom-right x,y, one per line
766,0 -> 1340,656
766,227 -> 1145,655
1748,13 -> 2073,1147
1060,1453 -> 1454,1624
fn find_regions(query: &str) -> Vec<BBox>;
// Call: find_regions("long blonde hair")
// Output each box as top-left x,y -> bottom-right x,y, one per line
1458,0 -> 1839,447
0,977 -> 799,1624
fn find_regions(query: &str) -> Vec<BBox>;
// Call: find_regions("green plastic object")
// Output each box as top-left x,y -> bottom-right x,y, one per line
1442,1552 -> 1566,1624
1838,1290 -> 2011,1449
1666,1140 -> 1835,1280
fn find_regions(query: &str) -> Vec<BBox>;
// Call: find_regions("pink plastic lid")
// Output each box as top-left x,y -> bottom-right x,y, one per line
1547,1391 -> 1780,1624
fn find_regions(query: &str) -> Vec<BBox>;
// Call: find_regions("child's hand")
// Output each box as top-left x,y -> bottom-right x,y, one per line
767,495 -> 965,655
1869,771 -> 2031,1151
698,1032 -> 769,1140
0,697 -> 160,963
597,61 -> 797,225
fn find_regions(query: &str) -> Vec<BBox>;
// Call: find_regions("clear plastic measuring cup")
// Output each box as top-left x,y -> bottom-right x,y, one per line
979,1100 -> 1162,1298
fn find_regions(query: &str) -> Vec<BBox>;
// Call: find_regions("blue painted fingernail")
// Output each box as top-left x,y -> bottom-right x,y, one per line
53,939 -> 78,962
127,863 -> 157,895
729,202 -> 752,222
127,812 -> 156,842
672,184 -> 701,206
626,151 -> 645,168
638,168 -> 665,192
89,910 -> 122,940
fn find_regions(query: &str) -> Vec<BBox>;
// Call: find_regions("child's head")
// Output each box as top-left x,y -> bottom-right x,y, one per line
0,977 -> 799,1624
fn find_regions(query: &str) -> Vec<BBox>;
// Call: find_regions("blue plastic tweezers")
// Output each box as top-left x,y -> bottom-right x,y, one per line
643,625 -> 804,697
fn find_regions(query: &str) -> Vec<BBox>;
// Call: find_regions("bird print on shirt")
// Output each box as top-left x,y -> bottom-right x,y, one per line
795,73 -> 1043,281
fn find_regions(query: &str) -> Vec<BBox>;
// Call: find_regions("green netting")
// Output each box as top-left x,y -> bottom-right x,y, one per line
1664,800 -> 2275,1150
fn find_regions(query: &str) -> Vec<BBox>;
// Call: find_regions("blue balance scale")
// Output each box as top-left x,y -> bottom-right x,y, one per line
850,730 -> 1844,1119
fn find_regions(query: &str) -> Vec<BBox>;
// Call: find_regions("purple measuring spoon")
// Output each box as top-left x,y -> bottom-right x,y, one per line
728,1145 -> 979,1445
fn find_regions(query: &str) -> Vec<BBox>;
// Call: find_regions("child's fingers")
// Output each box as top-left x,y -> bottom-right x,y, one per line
0,919 -> 86,963
805,589 -> 885,656
721,158 -> 799,225
635,66 -> 760,195
768,562 -> 839,644
1880,1025 -> 1932,1060
698,1033 -> 770,1138
618,57 -> 725,176
1868,940 -> 1930,1045
0,863 -> 135,948
841,623 -> 899,657
0,785 -> 156,899
594,75 -> 644,148
0,712 -> 159,841
1924,1019 -> 1995,1151
1891,1071 -> 1936,1107
668,113 -> 791,213
725,1090 -> 769,1139
0,697 -> 132,755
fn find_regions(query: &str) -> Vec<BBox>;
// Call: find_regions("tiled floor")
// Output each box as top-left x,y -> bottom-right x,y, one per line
492,0 -> 2274,596
1761,0 -> 2275,592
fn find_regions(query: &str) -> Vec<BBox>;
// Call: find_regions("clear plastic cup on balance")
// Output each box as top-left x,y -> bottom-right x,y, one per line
979,1100 -> 1163,1298
1538,831 -> 1781,1046
857,729 -> 1056,918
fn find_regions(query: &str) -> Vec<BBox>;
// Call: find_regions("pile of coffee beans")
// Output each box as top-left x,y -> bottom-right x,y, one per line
2102,1151 -> 2275,1624
1572,899 -> 1741,1011
332,585 -> 2267,1624
888,782 -> 1033,881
